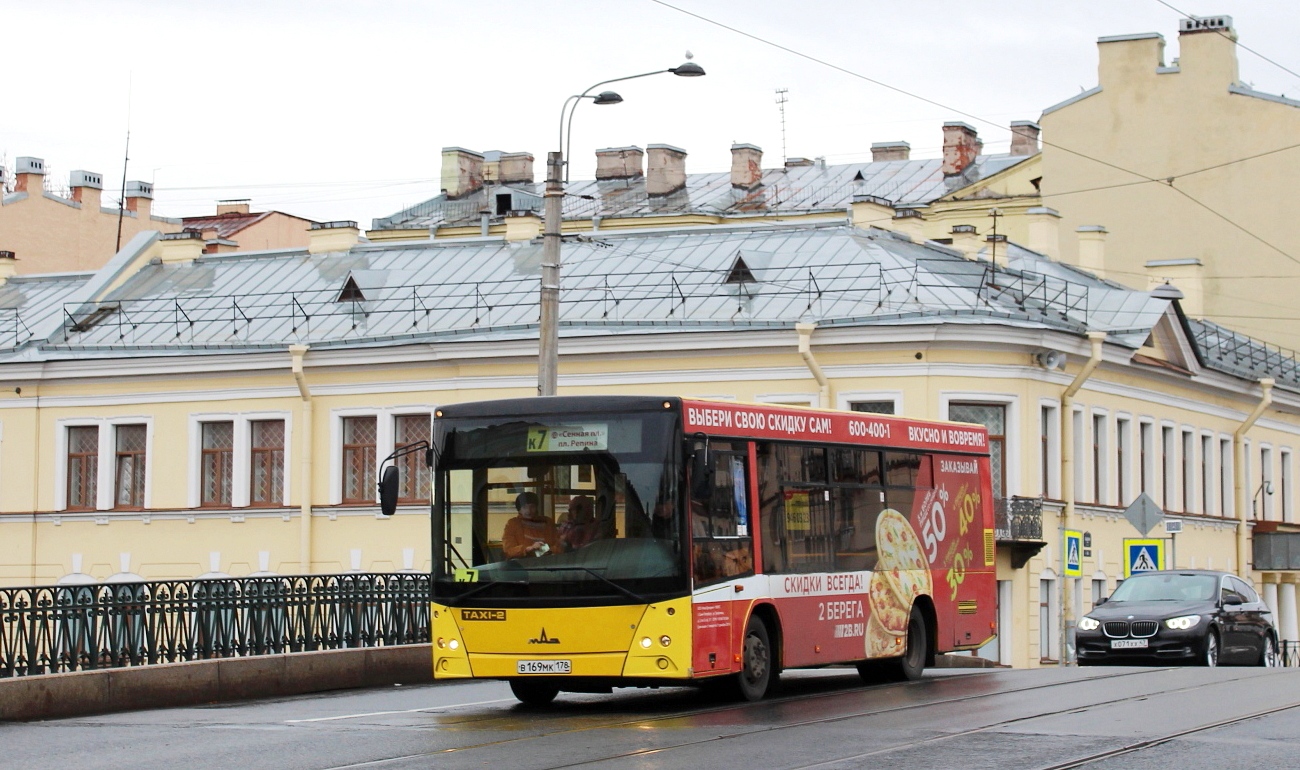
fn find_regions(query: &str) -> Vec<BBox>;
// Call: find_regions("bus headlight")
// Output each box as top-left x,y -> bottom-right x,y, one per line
660,635 -> 672,647
1078,617 -> 1100,631
641,637 -> 653,649
1165,615 -> 1201,630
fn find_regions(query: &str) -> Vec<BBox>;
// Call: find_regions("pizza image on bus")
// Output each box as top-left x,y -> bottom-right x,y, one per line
867,509 -> 934,637
875,508 -> 927,571
865,611 -> 902,656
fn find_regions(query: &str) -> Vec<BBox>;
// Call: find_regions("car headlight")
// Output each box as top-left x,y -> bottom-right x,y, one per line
1165,615 -> 1201,630
1078,617 -> 1100,631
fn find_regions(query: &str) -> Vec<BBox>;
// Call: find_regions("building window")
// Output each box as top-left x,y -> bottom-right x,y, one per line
395,414 -> 431,503
1091,577 -> 1108,608
114,425 -> 147,509
948,403 -> 1005,500
342,416 -> 377,504
67,426 -> 99,511
1116,418 -> 1131,506
1039,573 -> 1058,663
1041,406 -> 1051,498
1282,450 -> 1293,523
1220,438 -> 1233,517
250,420 -> 286,506
200,422 -> 234,507
1261,446 -> 1274,521
1161,425 -> 1175,510
1139,422 -> 1152,497
1182,430 -> 1195,514
1202,434 -> 1215,516
1092,414 -> 1105,504
850,400 -> 895,415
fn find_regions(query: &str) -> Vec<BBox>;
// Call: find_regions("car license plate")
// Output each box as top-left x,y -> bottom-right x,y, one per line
517,659 -> 571,675
1111,639 -> 1148,649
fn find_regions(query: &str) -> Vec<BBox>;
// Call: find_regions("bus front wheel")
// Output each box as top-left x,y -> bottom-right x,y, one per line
510,679 -> 560,706
734,615 -> 774,701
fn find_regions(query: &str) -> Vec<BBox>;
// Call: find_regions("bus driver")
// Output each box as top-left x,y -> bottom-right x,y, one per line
502,492 -> 563,558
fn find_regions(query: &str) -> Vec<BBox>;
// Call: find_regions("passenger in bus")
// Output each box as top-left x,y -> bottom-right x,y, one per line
502,492 -> 563,559
559,495 -> 601,551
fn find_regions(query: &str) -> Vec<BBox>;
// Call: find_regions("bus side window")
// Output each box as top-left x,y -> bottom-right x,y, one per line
692,449 -> 754,585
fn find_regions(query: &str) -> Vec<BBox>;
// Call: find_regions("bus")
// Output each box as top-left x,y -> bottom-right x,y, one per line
381,395 -> 996,705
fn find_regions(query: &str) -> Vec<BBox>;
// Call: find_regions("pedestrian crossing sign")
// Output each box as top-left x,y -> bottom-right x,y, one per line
1123,539 -> 1165,577
1064,530 -> 1082,577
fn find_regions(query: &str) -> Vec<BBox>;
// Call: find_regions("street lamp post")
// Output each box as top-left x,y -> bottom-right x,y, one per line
537,60 -> 705,396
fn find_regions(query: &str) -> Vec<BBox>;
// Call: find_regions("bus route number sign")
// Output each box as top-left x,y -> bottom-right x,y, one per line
527,424 -> 609,452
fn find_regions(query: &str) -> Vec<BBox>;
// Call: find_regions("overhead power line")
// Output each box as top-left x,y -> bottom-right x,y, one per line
648,0 -> 1300,267
1153,0 -> 1300,83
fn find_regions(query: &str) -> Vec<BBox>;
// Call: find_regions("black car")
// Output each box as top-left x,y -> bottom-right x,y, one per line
1076,570 -> 1277,667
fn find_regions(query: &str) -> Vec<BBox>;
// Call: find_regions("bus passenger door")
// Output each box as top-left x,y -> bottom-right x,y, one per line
691,446 -> 753,677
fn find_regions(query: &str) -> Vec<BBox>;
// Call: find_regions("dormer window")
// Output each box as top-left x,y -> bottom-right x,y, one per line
337,276 -> 366,303
725,255 -> 757,285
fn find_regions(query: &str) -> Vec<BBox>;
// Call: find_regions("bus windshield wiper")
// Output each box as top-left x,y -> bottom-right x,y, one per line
441,579 -> 527,606
522,566 -> 648,604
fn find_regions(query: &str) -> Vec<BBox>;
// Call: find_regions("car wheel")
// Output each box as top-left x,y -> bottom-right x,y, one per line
1259,634 -> 1279,667
1202,629 -> 1220,667
510,679 -> 559,706
733,615 -> 774,701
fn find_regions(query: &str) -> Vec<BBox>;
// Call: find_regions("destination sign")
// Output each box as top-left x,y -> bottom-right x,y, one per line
681,400 -> 989,454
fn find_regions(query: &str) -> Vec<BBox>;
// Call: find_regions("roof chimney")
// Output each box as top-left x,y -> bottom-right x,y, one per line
69,170 -> 103,206
1009,121 -> 1040,156
871,141 -> 911,162
440,147 -> 485,199
646,144 -> 687,196
216,199 -> 251,215
497,152 -> 535,184
595,146 -> 645,180
730,143 -> 763,190
784,157 -> 814,168
0,251 -> 17,285
1076,225 -> 1108,277
308,220 -> 361,254
949,224 -> 981,259
942,123 -> 980,176
1177,14 -> 1239,84
13,157 -> 44,194
159,231 -> 205,264
124,181 -> 153,215
1026,206 -> 1061,258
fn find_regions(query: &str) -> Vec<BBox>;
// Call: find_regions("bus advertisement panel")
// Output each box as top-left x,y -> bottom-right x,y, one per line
416,396 -> 996,705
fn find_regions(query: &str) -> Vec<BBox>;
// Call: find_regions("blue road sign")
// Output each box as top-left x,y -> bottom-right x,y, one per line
1064,530 -> 1082,577
1124,538 -> 1165,577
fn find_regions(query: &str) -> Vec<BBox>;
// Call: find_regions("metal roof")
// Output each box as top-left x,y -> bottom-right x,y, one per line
2,221 -> 1294,392
372,154 -> 1033,230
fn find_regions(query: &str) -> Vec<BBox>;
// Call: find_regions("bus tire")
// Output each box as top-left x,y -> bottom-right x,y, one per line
510,679 -> 560,706
734,615 -> 774,701
863,606 -> 928,683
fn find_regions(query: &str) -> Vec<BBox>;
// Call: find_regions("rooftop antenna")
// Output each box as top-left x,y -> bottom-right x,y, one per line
775,88 -> 789,167
115,72 -> 133,253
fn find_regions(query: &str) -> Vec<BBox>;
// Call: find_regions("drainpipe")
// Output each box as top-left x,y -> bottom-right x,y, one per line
1059,331 -> 1106,666
1235,378 -> 1274,576
290,345 -> 314,573
796,323 -> 831,408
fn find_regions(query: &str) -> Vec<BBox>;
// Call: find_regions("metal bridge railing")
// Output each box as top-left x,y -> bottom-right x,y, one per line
0,573 -> 429,678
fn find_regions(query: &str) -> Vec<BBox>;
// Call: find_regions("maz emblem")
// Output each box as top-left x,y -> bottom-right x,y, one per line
529,628 -> 561,644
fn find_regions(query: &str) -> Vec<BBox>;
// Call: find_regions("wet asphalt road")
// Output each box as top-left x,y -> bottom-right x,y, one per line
4,665 -> 1300,770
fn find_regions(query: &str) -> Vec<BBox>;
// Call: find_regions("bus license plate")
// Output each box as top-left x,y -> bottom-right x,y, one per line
517,660 -> 571,675
1111,639 -> 1148,649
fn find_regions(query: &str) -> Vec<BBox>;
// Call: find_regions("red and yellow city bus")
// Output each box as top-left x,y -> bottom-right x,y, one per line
397,396 -> 995,705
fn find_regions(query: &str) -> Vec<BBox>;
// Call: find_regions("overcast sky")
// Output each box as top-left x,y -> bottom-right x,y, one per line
5,0 -> 1297,229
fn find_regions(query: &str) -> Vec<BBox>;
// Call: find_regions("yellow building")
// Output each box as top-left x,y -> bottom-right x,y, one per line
1040,15 -> 1300,351
0,158 -> 182,274
1,216 -> 1298,670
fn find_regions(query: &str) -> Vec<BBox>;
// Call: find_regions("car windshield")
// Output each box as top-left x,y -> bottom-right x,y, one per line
1109,573 -> 1217,602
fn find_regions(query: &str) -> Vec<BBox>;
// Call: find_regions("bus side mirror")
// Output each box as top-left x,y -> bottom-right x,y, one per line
378,466 -> 399,516
689,439 -> 713,501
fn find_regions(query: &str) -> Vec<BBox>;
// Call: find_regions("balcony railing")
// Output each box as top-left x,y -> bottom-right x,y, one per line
995,496 -> 1044,542
0,573 -> 429,678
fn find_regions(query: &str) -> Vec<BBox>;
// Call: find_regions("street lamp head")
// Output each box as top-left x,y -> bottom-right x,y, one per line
592,91 -> 624,105
669,61 -> 706,77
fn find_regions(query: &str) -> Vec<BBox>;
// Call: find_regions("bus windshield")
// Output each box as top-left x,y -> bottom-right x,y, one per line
432,410 -> 688,604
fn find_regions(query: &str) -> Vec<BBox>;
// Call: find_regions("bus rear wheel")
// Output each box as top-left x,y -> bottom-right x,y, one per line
859,606 -> 927,683
734,615 -> 774,701
510,679 -> 560,706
